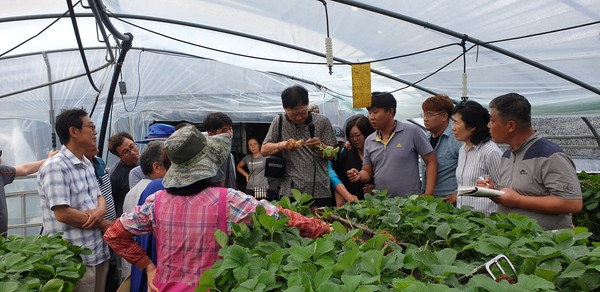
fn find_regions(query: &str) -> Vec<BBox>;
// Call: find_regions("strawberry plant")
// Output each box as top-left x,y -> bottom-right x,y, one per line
0,233 -> 89,291
197,190 -> 600,291
574,171 -> 600,239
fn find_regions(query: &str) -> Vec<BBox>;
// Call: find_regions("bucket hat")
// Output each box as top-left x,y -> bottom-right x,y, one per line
162,125 -> 231,188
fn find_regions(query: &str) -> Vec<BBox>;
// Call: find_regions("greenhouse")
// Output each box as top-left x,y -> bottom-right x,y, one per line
1,0 -> 600,291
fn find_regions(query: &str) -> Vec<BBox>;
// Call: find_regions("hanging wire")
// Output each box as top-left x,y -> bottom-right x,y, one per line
460,35 -> 468,102
317,0 -> 334,75
65,0 -> 101,92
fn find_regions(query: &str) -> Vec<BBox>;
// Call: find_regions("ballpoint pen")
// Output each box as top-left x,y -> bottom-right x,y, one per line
479,176 -> 490,187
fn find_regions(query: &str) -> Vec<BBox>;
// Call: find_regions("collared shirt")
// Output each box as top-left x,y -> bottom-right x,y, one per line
116,187 -> 279,287
497,133 -> 582,230
420,124 -> 463,197
455,140 -> 502,215
263,113 -> 337,199
38,145 -> 110,266
363,120 -> 433,197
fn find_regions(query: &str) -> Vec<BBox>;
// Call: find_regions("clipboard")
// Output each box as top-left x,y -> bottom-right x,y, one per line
458,186 -> 505,197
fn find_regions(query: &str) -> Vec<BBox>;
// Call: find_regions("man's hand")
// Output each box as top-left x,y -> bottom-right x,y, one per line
490,188 -> 522,208
363,184 -> 374,195
444,192 -> 457,204
280,139 -> 300,152
82,208 -> 105,229
145,264 -> 159,292
347,168 -> 360,183
304,137 -> 322,149
47,150 -> 60,158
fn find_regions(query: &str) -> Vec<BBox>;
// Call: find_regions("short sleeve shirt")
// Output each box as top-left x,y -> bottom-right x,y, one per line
38,145 -> 110,266
242,154 -> 268,189
420,125 -> 463,197
263,113 -> 337,199
455,140 -> 502,215
363,121 -> 433,197
496,133 -> 582,230
1,165 -> 17,236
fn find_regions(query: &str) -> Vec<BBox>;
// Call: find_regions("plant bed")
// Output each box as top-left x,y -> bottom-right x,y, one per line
0,233 -> 89,291
198,190 -> 600,291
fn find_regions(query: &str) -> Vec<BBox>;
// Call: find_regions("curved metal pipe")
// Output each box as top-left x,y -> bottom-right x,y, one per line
331,0 -> 600,96
98,33 -> 133,155
85,0 -> 115,62
581,117 -> 600,148
91,0 -> 132,42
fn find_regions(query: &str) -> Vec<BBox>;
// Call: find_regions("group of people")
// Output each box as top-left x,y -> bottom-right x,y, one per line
0,84 -> 584,292
259,87 -> 582,233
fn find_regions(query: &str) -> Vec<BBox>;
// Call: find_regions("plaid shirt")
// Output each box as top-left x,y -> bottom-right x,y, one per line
37,146 -> 110,266
105,186 -> 330,288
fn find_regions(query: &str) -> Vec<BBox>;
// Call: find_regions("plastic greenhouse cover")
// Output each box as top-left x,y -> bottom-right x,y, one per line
1,0 -> 599,164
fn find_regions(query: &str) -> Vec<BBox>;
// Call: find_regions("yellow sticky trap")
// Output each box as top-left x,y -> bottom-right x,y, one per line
352,63 -> 371,108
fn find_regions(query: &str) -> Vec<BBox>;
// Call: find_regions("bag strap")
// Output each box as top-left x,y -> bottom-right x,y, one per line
218,187 -> 228,233
277,114 -> 283,142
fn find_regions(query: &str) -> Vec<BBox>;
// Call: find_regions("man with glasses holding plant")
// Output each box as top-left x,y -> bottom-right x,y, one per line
108,132 -> 140,217
0,148 -> 58,237
262,85 -> 337,207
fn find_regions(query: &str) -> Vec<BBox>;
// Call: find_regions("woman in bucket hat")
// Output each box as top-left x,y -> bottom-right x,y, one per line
104,125 -> 330,291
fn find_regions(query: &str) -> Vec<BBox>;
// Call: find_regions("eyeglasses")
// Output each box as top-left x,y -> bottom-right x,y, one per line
119,143 -> 138,157
420,112 -> 445,119
82,124 -> 97,131
285,107 -> 309,118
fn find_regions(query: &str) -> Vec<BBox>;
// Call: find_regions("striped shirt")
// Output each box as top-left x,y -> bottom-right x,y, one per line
91,156 -> 116,221
38,146 -> 110,266
456,140 -> 502,215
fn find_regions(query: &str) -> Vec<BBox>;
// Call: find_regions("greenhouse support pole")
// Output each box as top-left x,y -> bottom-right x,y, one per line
581,117 -> 600,148
98,35 -> 133,155
42,51 -> 57,150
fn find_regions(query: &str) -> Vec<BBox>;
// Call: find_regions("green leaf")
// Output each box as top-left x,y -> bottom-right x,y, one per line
2,254 -> 27,270
267,249 -> 285,266
558,260 -> 586,278
41,278 -> 65,292
513,274 -> 555,291
312,238 -> 334,260
6,261 -> 34,274
332,221 -> 346,234
434,222 -> 451,239
57,270 -> 81,280
341,274 -> 361,292
313,268 -> 332,288
361,249 -> 384,277
0,282 -> 20,292
214,229 -> 229,248
195,269 -> 215,292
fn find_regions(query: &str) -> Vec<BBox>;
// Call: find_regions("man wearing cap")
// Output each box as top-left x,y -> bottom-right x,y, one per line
104,125 -> 330,291
262,85 -> 338,207
129,123 -> 175,188
0,149 -> 58,237
347,92 -> 438,197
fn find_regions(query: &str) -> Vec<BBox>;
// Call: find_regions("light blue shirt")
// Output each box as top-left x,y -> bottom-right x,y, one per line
420,124 -> 463,197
